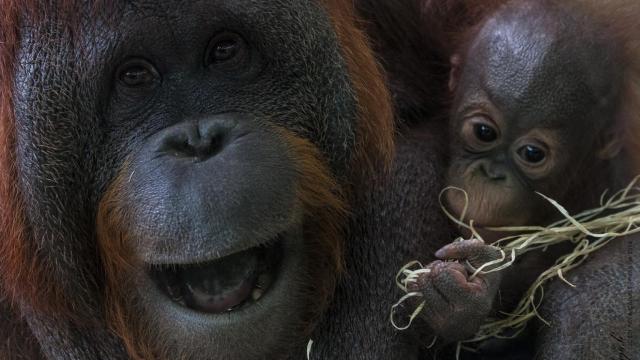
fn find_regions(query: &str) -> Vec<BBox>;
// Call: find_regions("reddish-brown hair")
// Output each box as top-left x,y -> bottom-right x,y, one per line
0,0 -> 53,315
0,0 -> 394,355
97,129 -> 348,358
321,0 -> 395,172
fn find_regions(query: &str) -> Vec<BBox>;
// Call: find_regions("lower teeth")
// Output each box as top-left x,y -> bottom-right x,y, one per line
252,288 -> 264,301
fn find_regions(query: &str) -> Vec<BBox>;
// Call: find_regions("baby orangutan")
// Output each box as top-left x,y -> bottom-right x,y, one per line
407,0 -> 628,348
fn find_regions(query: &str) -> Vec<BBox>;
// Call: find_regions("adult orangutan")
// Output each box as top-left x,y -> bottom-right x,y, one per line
0,1 -> 394,359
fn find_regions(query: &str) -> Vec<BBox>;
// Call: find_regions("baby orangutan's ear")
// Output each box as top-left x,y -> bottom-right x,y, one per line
597,129 -> 623,159
449,54 -> 463,93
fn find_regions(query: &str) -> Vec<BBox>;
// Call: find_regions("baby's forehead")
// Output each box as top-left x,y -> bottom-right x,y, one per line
461,2 -> 621,127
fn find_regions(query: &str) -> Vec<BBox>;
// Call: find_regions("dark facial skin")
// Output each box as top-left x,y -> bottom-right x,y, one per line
409,0 -> 624,347
11,1 -> 364,359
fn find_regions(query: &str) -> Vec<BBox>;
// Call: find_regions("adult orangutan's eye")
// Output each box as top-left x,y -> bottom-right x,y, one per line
117,59 -> 160,88
205,32 -> 249,67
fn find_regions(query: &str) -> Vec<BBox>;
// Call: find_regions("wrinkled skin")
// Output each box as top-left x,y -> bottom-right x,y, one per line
2,1 -> 391,359
407,239 -> 504,342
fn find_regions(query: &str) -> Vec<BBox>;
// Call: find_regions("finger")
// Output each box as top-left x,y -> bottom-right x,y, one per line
435,239 -> 502,266
431,263 -> 495,319
407,260 -> 444,292
419,267 -> 453,320
435,238 -> 485,259
431,262 -> 485,298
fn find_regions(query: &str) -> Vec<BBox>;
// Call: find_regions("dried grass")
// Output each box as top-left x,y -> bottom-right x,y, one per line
391,177 -> 640,351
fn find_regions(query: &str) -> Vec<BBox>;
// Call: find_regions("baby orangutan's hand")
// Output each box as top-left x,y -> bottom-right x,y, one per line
407,238 -> 503,342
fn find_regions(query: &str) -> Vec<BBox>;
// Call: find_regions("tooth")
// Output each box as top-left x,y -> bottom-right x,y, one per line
252,289 -> 264,301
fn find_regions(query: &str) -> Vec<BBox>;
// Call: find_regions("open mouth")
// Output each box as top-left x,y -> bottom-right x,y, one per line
150,240 -> 283,314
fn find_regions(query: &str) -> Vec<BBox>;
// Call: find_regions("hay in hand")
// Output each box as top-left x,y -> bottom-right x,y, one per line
390,176 -> 640,346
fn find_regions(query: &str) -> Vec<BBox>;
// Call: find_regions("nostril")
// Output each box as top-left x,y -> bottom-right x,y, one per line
194,132 -> 225,159
157,128 -> 195,158
156,117 -> 240,161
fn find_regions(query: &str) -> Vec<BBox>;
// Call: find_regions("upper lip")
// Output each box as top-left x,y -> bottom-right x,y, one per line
142,228 -> 292,266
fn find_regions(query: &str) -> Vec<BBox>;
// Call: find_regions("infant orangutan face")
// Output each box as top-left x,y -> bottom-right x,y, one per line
445,1 -> 621,227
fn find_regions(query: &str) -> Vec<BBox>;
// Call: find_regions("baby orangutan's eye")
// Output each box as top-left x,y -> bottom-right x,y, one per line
461,116 -> 501,152
474,123 -> 498,143
518,145 -> 546,164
